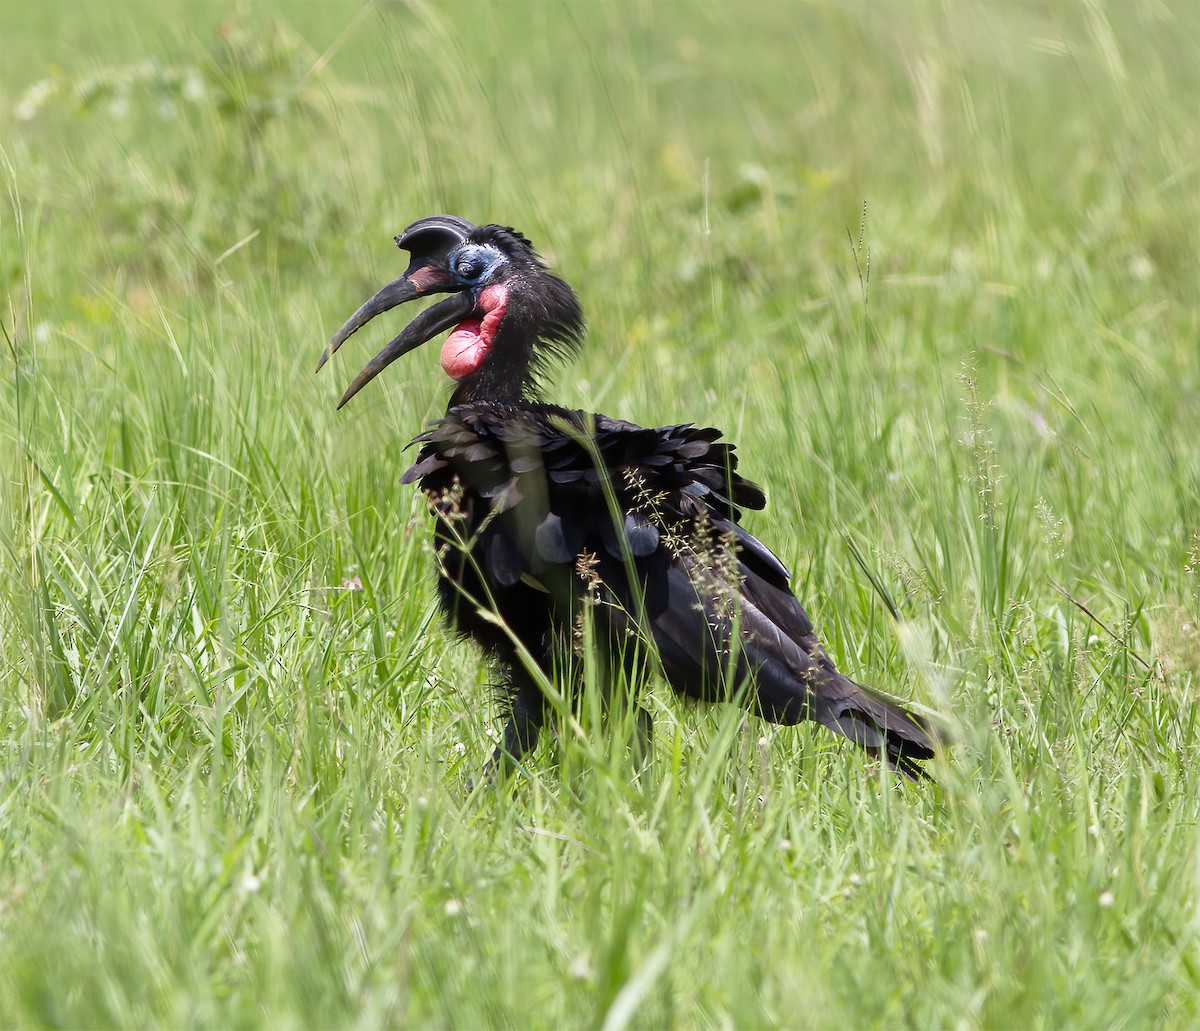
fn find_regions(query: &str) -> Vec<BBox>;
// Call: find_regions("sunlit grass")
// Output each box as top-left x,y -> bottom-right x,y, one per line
1,1 -> 1197,1027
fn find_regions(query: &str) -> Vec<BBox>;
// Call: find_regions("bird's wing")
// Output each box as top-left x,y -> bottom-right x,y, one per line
401,403 -> 777,583
403,404 -> 936,772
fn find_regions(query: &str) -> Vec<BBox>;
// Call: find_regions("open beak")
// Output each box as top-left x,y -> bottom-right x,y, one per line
319,214 -> 481,408
317,270 -> 474,409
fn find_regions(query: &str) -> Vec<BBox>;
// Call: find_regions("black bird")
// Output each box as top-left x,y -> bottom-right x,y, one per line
319,215 -> 940,779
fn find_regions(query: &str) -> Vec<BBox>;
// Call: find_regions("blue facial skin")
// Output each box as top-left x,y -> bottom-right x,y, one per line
453,245 -> 504,287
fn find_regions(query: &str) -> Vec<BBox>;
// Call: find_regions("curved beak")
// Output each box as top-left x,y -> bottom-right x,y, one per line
316,276 -> 419,374
318,214 -> 481,408
316,262 -> 454,372
330,291 -> 474,409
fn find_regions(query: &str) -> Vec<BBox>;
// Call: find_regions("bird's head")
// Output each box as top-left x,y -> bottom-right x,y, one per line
318,215 -> 584,408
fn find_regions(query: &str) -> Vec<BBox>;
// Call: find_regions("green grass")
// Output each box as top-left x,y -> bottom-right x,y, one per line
2,1 -> 1197,1026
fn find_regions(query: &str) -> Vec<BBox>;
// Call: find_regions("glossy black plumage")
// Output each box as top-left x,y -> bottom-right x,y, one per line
322,216 -> 941,779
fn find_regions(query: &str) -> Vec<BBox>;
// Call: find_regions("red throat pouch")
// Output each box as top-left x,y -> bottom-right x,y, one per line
439,284 -> 508,380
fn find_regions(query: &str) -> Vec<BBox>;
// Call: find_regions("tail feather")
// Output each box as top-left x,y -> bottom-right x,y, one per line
817,676 -> 941,781
729,556 -> 943,779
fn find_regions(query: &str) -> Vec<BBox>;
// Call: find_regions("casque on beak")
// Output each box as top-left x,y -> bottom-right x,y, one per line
317,215 -> 480,409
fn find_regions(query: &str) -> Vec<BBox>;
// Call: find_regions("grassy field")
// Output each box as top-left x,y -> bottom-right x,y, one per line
1,1 -> 1197,1026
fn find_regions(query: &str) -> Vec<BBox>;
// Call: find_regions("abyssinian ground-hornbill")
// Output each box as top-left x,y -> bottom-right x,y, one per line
318,215 -> 941,779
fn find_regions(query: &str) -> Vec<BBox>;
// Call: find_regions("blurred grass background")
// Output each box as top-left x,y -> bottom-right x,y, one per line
1,1 -> 1198,1026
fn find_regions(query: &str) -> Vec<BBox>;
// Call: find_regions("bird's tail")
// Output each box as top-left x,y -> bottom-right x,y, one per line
815,676 -> 942,781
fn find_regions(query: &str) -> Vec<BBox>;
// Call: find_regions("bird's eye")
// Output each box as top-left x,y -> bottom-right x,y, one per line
455,252 -> 487,282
